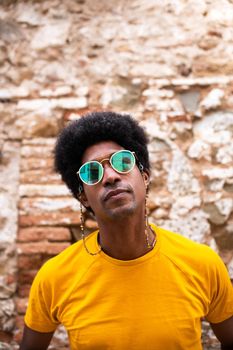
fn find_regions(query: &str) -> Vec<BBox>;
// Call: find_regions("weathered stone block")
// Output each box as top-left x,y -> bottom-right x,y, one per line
193,56 -> 233,76
0,245 -> 17,298
0,19 -> 23,43
193,111 -> 233,145
50,325 -> 69,350
19,184 -> 70,197
21,145 -> 54,159
0,142 -> 20,243
20,170 -> 61,185
199,88 -> 224,111
14,114 -> 60,138
19,197 -> 79,215
203,203 -> 228,225
30,22 -> 70,50
19,212 -> 80,227
178,90 -> 200,114
187,140 -> 211,161
20,158 -> 54,172
40,86 -> 72,98
0,300 -> 15,332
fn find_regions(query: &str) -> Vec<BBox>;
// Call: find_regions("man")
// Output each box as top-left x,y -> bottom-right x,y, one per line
20,111 -> 233,350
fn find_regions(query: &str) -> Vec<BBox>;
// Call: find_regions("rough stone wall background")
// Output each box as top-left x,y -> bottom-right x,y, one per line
0,0 -> 233,349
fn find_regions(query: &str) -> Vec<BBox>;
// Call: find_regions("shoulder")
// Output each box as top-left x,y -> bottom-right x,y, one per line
156,225 -> 207,250
34,230 -> 99,287
154,225 -> 224,274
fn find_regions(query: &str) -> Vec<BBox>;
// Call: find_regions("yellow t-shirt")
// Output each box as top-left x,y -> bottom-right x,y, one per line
25,225 -> 233,350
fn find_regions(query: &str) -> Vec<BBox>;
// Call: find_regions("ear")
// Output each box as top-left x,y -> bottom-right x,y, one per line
142,170 -> 150,190
78,190 -> 90,208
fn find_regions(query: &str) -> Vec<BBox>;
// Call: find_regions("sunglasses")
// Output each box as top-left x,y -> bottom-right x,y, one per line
77,150 -> 136,185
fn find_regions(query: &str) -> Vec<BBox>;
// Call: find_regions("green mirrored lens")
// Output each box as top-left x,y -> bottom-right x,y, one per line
111,151 -> 135,173
79,161 -> 103,185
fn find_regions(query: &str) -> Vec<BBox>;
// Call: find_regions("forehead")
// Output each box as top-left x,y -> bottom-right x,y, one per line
81,141 -> 124,163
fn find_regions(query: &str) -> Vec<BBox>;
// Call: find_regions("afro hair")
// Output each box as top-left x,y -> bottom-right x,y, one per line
54,111 -> 150,199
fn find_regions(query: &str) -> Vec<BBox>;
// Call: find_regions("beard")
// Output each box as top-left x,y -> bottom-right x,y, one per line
102,187 -> 139,220
103,198 -> 137,220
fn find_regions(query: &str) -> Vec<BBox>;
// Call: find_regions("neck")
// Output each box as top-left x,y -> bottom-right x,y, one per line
97,214 -> 155,260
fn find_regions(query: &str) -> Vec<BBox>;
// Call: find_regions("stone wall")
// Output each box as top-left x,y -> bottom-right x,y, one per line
0,0 -> 233,349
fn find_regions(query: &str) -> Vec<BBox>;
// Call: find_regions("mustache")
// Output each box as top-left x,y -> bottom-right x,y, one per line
101,184 -> 133,202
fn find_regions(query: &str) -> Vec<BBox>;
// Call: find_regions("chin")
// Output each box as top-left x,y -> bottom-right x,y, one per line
105,203 -> 137,219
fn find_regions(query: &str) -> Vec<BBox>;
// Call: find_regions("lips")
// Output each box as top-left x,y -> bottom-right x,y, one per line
104,188 -> 129,201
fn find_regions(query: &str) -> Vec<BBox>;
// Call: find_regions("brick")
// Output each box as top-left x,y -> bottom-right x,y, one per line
18,254 -> 50,270
20,158 -> 54,171
18,227 -> 71,242
193,56 -> 233,76
47,227 -> 71,241
6,273 -> 17,286
17,242 -> 70,255
17,284 -> 31,298
19,213 -> 80,227
22,138 -> 56,146
21,145 -> 54,158
19,197 -> 79,214
15,298 -> 28,315
19,184 -> 70,197
18,270 -> 38,285
14,315 -> 25,329
13,327 -> 23,345
14,315 -> 25,344
0,330 -> 12,343
20,170 -> 61,184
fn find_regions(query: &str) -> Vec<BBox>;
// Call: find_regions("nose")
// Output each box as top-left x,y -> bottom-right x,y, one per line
102,163 -> 121,187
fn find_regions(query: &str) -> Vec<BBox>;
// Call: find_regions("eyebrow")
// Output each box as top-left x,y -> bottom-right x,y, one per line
88,151 -> 116,163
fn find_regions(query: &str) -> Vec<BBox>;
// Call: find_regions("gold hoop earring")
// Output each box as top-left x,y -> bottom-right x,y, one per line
80,202 -> 102,256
